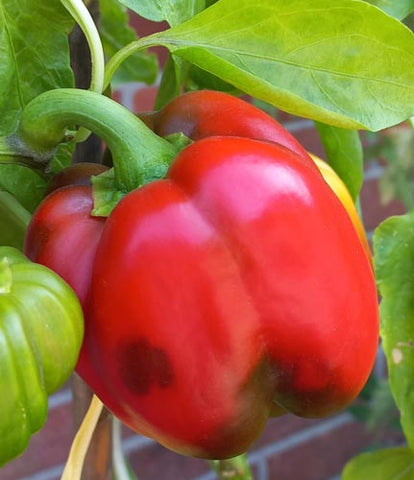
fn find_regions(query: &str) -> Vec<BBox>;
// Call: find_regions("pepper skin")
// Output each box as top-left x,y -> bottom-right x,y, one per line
45,162 -> 108,196
139,89 -> 314,165
24,186 -> 105,380
310,154 -> 371,258
84,136 -> 378,459
140,90 -> 370,258
24,184 -> 134,423
24,186 -> 104,307
25,162 -> 109,308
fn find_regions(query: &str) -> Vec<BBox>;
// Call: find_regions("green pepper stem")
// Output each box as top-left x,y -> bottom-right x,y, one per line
14,88 -> 177,192
210,454 -> 254,480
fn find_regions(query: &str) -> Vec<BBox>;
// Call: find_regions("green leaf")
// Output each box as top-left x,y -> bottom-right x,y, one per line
0,246 -> 83,466
48,141 -> 76,176
0,191 -> 31,250
119,0 -> 206,26
374,210 -> 414,449
364,0 -> 414,20
185,64 -> 241,94
0,0 -> 74,135
315,123 -> 363,200
343,447 -> 414,479
91,168 -> 126,217
154,55 -> 185,109
100,0 -> 158,86
0,164 -> 47,213
154,0 -> 414,131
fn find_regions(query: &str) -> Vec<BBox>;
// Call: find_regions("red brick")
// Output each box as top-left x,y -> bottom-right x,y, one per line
266,421 -> 374,480
128,13 -> 169,67
251,415 -> 324,451
133,85 -> 159,112
127,442 -> 209,480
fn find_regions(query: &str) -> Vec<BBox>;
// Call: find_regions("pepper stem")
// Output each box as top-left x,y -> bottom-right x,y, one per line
60,0 -> 105,94
112,417 -> 138,480
210,454 -> 254,480
11,88 -> 177,192
60,0 -> 106,143
61,395 -> 104,480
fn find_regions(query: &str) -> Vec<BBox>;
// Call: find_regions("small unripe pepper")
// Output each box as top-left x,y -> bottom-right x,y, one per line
0,247 -> 83,465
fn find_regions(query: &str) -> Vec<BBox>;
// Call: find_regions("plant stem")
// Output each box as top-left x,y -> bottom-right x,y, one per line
68,0 -> 103,163
62,0 -> 105,144
112,418 -> 138,480
61,395 -> 104,480
13,88 -> 176,192
104,36 -> 163,91
61,0 -> 105,94
71,375 -> 113,480
210,454 -> 254,480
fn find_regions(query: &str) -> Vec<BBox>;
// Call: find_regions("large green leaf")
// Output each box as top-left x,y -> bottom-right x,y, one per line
0,0 -> 74,135
153,0 -> 414,131
364,0 -> 414,20
343,447 -> 414,479
120,0 -> 205,26
315,123 -> 363,200
374,210 -> 414,449
100,0 -> 158,85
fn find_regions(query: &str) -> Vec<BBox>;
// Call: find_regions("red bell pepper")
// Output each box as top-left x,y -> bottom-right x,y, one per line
141,90 -> 370,256
140,89 -> 314,165
85,136 -> 378,458
25,93 -> 378,460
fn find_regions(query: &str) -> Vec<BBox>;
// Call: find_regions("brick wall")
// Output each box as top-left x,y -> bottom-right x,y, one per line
0,382 -> 397,480
0,79 -> 407,480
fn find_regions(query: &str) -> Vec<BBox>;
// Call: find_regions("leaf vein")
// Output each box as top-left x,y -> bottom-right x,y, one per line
0,4 -> 24,109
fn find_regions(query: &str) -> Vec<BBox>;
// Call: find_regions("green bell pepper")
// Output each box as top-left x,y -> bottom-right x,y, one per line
0,246 -> 83,466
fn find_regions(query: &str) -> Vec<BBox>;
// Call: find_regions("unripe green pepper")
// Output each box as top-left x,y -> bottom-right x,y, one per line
0,247 -> 83,466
